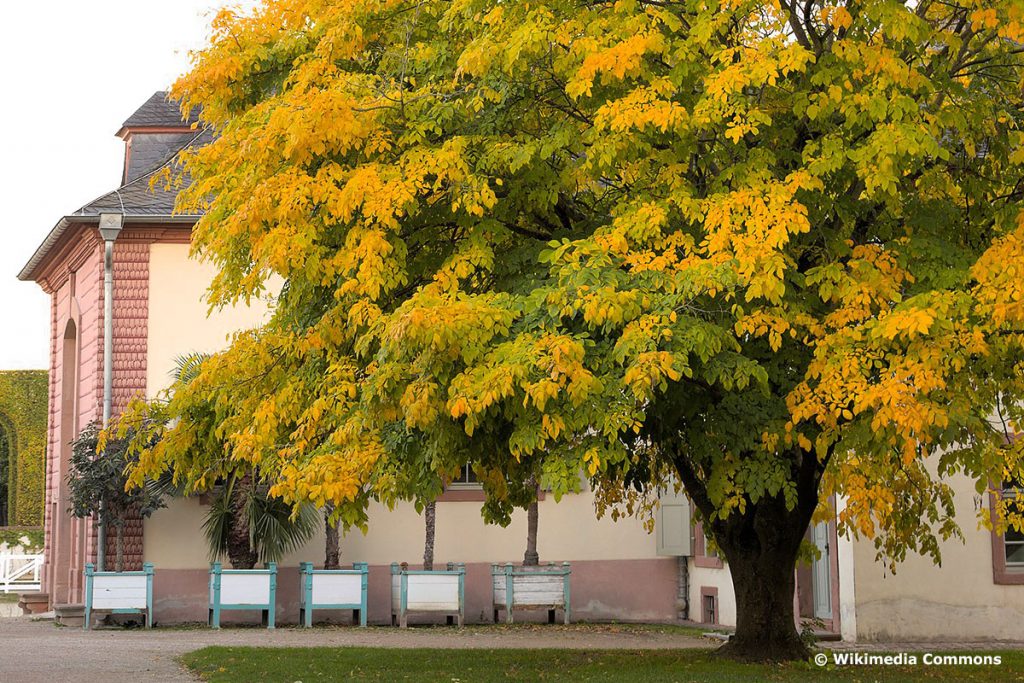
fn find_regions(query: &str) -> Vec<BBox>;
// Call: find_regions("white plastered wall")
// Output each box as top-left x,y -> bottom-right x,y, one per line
689,561 -> 737,627
835,495 -> 858,642
145,494 -> 663,569
146,242 -> 277,396
851,471 -> 1024,641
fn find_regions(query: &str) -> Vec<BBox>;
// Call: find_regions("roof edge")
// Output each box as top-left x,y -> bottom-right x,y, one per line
115,124 -> 199,140
18,214 -> 199,282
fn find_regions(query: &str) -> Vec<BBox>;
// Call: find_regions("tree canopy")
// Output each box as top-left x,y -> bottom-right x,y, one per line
126,0 -> 1024,659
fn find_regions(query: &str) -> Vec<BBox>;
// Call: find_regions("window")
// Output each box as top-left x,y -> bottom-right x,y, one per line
991,478 -> 1024,585
700,587 -> 719,625
436,464 -> 485,502
1003,480 -> 1024,568
693,520 -> 724,569
448,464 -> 480,489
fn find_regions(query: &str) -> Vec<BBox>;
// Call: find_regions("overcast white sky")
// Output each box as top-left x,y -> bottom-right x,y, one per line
0,1 -> 256,369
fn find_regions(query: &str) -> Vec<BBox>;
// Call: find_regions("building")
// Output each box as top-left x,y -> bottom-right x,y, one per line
18,93 -> 1024,637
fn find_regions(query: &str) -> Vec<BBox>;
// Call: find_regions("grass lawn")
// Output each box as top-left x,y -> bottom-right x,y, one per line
0,593 -> 21,604
181,646 -> 1024,682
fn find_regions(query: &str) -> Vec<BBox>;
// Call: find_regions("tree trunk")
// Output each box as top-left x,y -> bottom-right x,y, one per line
712,493 -> 813,662
114,523 -> 124,573
227,472 -> 258,569
523,498 -> 539,566
717,542 -> 807,661
671,444 -> 824,663
324,505 -> 340,570
423,501 -> 436,571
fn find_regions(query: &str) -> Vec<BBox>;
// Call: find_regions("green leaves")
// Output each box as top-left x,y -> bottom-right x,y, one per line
68,421 -> 170,545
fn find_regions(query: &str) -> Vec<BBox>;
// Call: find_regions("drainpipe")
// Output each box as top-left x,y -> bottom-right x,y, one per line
97,213 -> 124,572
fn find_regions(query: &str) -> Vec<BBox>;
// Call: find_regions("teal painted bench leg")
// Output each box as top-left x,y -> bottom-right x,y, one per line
84,563 -> 94,631
209,562 -> 222,629
267,562 -> 277,629
300,562 -> 313,628
504,564 -> 514,625
144,563 -> 154,628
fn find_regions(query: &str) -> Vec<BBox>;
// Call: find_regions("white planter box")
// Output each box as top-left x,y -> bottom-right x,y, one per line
84,562 -> 154,629
208,562 -> 277,628
299,562 -> 368,627
390,562 -> 465,628
492,562 -> 571,624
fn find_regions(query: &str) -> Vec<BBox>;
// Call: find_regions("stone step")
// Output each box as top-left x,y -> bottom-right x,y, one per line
54,603 -> 85,628
17,592 -> 49,616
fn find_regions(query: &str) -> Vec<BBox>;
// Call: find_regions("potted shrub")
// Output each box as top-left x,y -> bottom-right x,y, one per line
296,502 -> 370,627
490,481 -> 571,624
389,499 -> 466,627
299,561 -> 368,627
69,421 -> 167,629
203,470 -> 319,628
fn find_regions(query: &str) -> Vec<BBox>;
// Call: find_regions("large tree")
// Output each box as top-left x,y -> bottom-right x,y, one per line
129,0 -> 1024,660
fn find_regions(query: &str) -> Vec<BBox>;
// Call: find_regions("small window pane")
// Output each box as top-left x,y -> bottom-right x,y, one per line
1005,542 -> 1024,566
450,464 -> 479,486
702,595 -> 717,624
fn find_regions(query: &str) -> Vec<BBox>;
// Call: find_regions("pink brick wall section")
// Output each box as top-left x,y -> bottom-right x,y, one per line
41,286 -> 58,590
94,240 -> 150,570
41,234 -> 151,597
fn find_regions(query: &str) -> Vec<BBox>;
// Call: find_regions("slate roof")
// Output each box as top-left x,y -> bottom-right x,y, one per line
119,91 -> 201,131
73,127 -> 212,217
18,93 -> 210,281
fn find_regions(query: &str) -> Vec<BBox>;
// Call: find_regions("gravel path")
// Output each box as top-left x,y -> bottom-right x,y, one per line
4,615 -> 1019,682
0,616 -> 713,682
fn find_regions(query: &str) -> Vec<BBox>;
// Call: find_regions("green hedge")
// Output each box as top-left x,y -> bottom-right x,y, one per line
0,371 -> 48,526
0,527 -> 43,551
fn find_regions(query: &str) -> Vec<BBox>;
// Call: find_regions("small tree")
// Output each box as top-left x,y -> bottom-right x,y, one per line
69,422 -> 167,572
422,500 -> 437,571
524,497 -> 539,567
324,503 -> 340,570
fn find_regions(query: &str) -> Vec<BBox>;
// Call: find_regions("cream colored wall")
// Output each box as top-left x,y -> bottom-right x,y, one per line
836,496 -> 858,642
144,497 -> 216,569
689,562 -> 737,627
146,242 -> 276,397
852,471 -> 1024,641
350,494 -> 661,565
146,491 -> 661,569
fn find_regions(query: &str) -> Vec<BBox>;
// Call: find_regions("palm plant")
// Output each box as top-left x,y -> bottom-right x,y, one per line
171,353 -> 318,569
201,472 -> 319,568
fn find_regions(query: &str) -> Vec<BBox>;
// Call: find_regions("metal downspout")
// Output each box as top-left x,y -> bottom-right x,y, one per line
97,213 -> 124,572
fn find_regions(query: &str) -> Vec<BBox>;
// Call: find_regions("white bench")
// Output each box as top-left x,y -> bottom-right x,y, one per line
208,562 -> 277,628
299,562 -> 368,627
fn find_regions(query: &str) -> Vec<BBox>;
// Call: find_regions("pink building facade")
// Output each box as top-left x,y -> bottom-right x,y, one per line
20,93 -> 198,609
